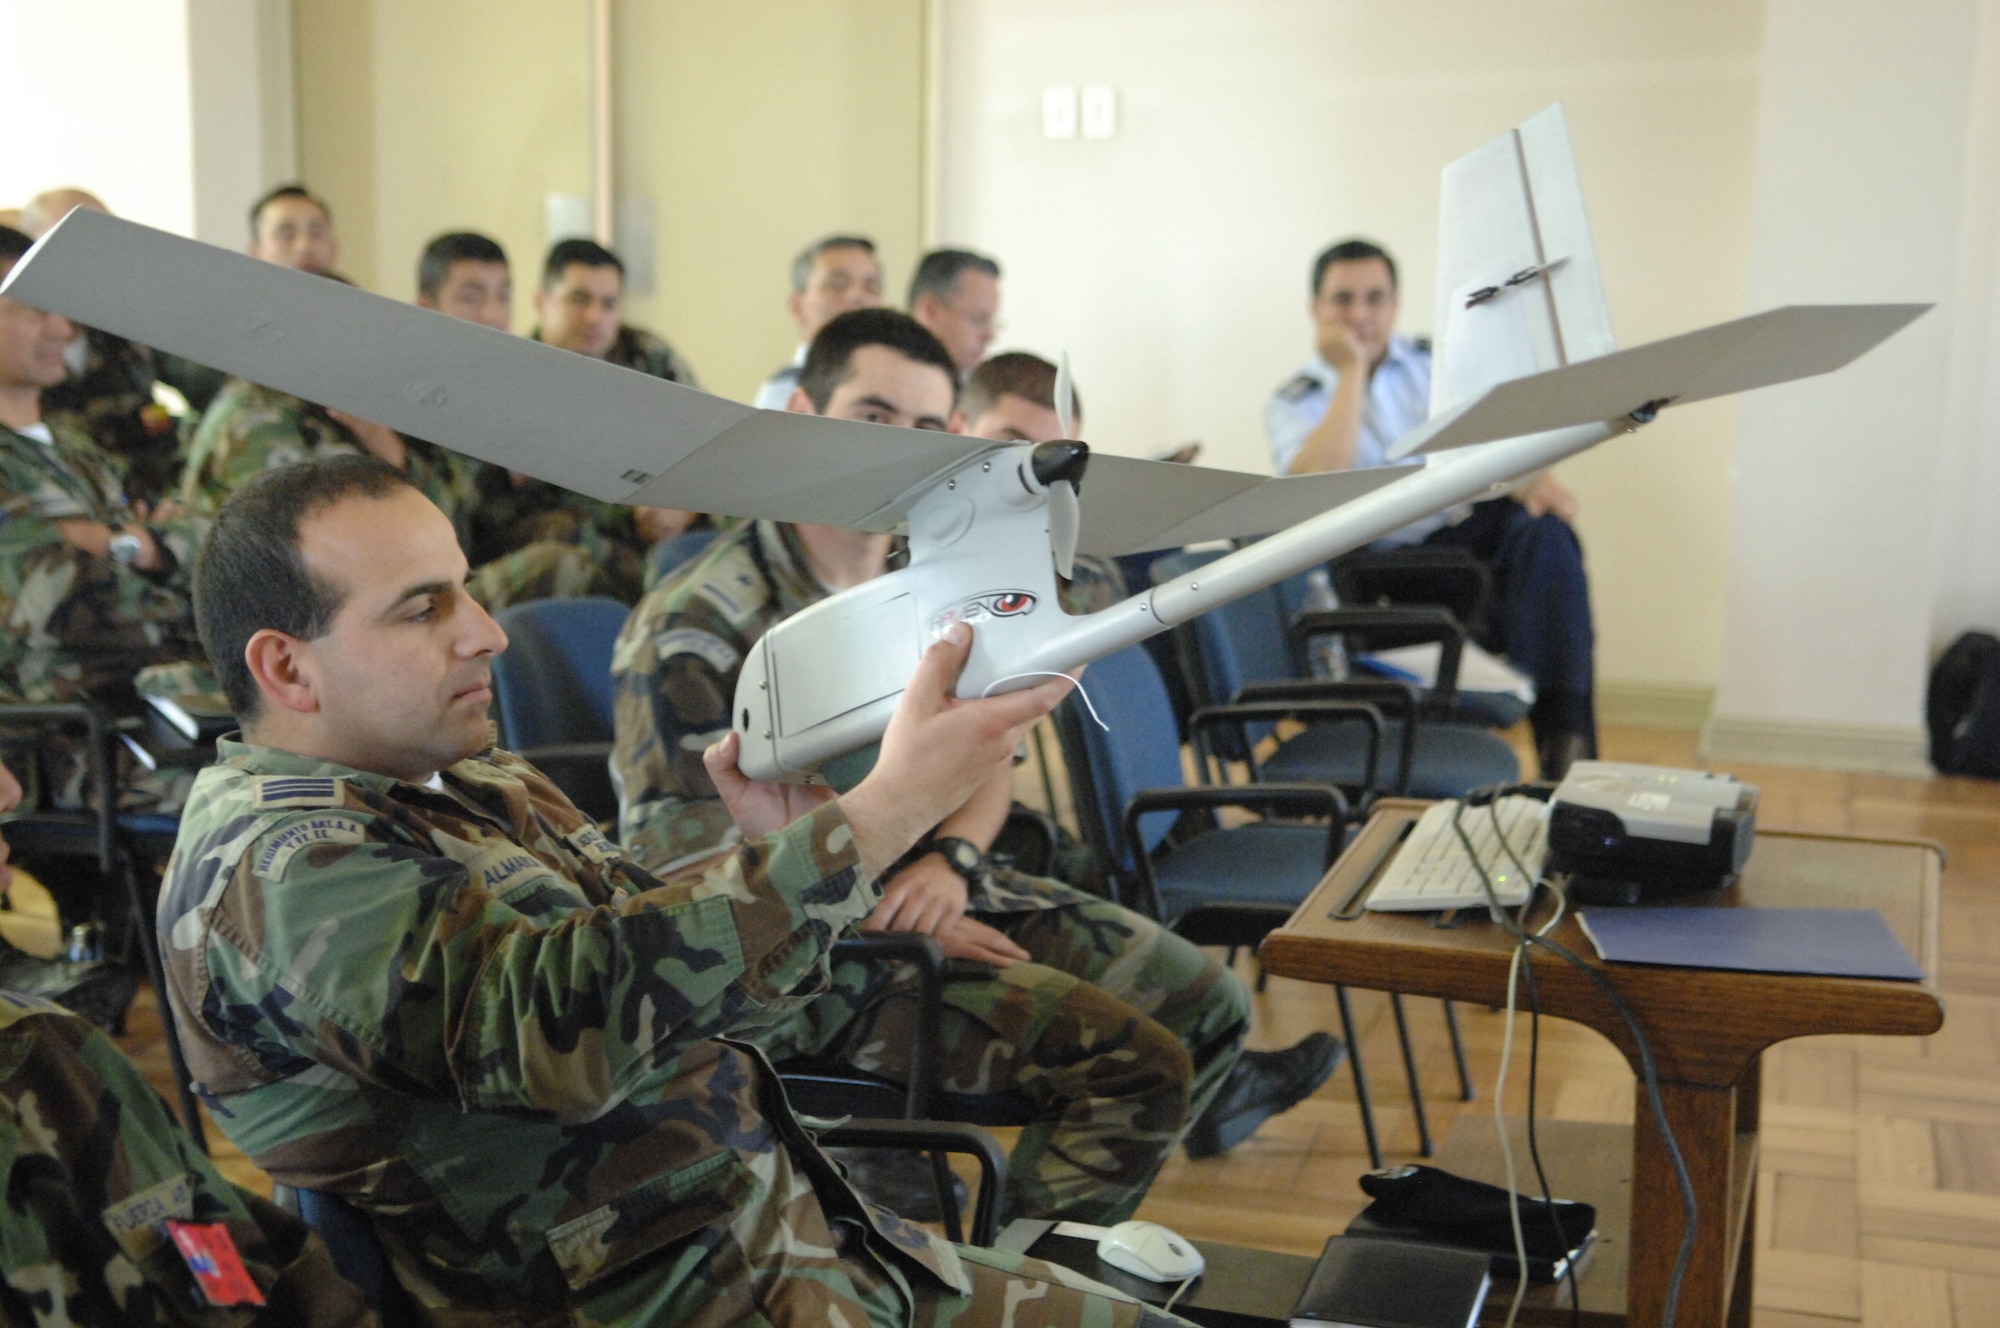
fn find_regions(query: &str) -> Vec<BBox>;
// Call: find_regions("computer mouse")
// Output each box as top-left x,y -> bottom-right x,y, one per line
1095,1219 -> 1206,1282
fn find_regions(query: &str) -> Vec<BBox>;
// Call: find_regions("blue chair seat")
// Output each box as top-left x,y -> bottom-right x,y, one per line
1148,821 -> 1332,926
1259,720 -> 1521,801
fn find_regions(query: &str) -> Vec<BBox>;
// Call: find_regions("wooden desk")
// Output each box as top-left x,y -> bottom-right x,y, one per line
1259,800 -> 1945,1328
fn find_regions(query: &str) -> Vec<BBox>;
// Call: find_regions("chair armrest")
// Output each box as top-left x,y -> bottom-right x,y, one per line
818,1118 -> 1009,1246
829,934 -> 946,1119
1188,698 -> 1385,795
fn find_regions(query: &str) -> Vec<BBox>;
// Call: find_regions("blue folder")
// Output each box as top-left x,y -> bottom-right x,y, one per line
1575,907 -> 1923,981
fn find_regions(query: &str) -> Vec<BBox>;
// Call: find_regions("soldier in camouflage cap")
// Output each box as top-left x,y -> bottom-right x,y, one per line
612,312 -> 1341,1223
160,454 -> 1182,1325
0,758 -> 373,1326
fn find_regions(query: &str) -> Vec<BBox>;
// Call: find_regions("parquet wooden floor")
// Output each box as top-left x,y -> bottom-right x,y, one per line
14,724 -> 1995,1326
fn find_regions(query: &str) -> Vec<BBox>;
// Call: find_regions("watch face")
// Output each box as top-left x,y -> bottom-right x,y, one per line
108,533 -> 143,565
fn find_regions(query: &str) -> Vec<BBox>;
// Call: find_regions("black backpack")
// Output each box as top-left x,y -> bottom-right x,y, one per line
1927,631 -> 2000,777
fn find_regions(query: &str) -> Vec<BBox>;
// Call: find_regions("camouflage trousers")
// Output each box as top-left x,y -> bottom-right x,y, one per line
576,1114 -> 1194,1328
754,876 -> 1250,1225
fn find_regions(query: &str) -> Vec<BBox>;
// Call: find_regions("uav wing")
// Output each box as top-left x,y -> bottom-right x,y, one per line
2,210 -> 1418,553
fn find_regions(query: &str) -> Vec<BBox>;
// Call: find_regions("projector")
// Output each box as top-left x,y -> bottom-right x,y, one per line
1546,761 -> 1758,904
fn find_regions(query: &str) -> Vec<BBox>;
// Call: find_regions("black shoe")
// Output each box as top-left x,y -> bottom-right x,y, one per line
827,1146 -> 968,1224
1183,1032 -> 1346,1160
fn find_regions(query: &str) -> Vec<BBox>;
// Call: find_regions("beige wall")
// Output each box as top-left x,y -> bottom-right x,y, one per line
292,0 -> 926,401
933,0 -> 1764,700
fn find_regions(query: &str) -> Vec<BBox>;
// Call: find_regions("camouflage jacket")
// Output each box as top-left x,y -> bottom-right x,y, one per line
0,420 -> 205,702
530,324 -> 702,388
177,381 -> 473,532
158,738 -> 968,1325
466,464 -> 642,572
608,521 -> 1068,919
41,328 -> 177,465
0,991 -> 374,1327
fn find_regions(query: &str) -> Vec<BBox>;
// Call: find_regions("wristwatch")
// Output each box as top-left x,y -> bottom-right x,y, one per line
928,835 -> 987,886
107,530 -> 145,567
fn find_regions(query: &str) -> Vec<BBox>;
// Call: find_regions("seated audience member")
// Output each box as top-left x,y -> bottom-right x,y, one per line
22,189 -> 202,497
157,453 -> 1184,1326
246,183 -> 338,277
909,248 -> 1002,380
752,234 -> 884,408
466,238 -> 703,596
0,226 -> 204,708
415,229 -> 513,331
0,760 -> 374,1326
531,236 -> 700,384
0,224 -> 207,1009
611,311 -> 1341,1212
1267,237 -> 1598,777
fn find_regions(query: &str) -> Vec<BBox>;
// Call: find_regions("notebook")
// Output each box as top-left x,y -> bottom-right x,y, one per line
1288,1234 -> 1490,1328
1575,907 -> 1923,981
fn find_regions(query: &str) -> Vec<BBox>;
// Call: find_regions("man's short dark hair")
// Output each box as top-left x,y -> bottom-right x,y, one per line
1311,238 -> 1397,298
791,235 -> 875,295
418,231 -> 508,299
907,249 -> 1001,308
797,308 -> 957,413
195,456 -> 420,721
960,351 -> 1080,428
248,184 -> 331,238
541,238 -> 623,289
0,226 -> 32,269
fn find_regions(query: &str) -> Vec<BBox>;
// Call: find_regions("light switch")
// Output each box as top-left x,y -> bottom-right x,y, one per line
1082,86 -> 1117,140
1042,86 -> 1078,140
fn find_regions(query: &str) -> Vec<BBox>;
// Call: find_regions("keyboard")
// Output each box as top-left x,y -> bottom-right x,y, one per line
1366,795 -> 1550,912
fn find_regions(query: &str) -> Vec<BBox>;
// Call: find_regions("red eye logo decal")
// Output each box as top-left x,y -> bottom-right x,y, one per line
931,590 -> 1039,633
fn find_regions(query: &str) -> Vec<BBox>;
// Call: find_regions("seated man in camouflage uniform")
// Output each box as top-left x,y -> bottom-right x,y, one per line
611,312 -> 1341,1227
0,226 -> 206,708
160,454 -> 1182,1326
465,237 -> 706,602
0,759 -> 373,1326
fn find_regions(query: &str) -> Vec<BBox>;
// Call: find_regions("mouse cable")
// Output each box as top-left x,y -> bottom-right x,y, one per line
1161,1271 -> 1198,1315
1452,788 -> 1698,1328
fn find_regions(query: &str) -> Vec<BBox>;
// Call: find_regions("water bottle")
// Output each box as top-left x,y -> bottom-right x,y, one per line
1302,567 -> 1349,679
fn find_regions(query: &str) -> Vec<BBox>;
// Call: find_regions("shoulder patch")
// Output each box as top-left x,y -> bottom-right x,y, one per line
1277,372 -> 1322,403
253,814 -> 372,876
252,776 -> 345,809
654,628 -> 742,676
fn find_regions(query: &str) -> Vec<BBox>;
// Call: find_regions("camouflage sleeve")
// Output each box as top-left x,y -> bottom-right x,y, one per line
0,994 -> 372,1327
611,619 -> 742,872
180,386 -> 344,511
191,798 -> 873,1123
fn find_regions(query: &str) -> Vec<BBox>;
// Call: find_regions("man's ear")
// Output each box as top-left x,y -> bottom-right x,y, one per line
784,384 -> 815,416
785,290 -> 805,331
243,629 -> 320,717
416,293 -> 440,312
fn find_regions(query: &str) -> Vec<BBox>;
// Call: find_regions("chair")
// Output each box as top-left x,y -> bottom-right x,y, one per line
1323,546 -> 1529,730
489,596 -> 630,825
1053,642 -> 1455,1166
0,700 -> 206,1149
1153,548 -> 1520,803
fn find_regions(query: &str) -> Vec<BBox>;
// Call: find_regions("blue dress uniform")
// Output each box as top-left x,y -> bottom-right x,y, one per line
1266,335 -> 1599,772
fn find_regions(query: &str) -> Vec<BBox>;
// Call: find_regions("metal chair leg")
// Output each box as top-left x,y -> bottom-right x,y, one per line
1333,986 -> 1380,1169
1389,993 -> 1432,1158
1443,1000 -> 1475,1101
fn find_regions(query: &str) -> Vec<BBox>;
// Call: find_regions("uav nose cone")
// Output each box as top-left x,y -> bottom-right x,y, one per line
1031,439 -> 1090,492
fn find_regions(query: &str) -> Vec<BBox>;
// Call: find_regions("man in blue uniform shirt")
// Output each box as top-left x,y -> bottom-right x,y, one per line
1267,238 -> 1597,777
